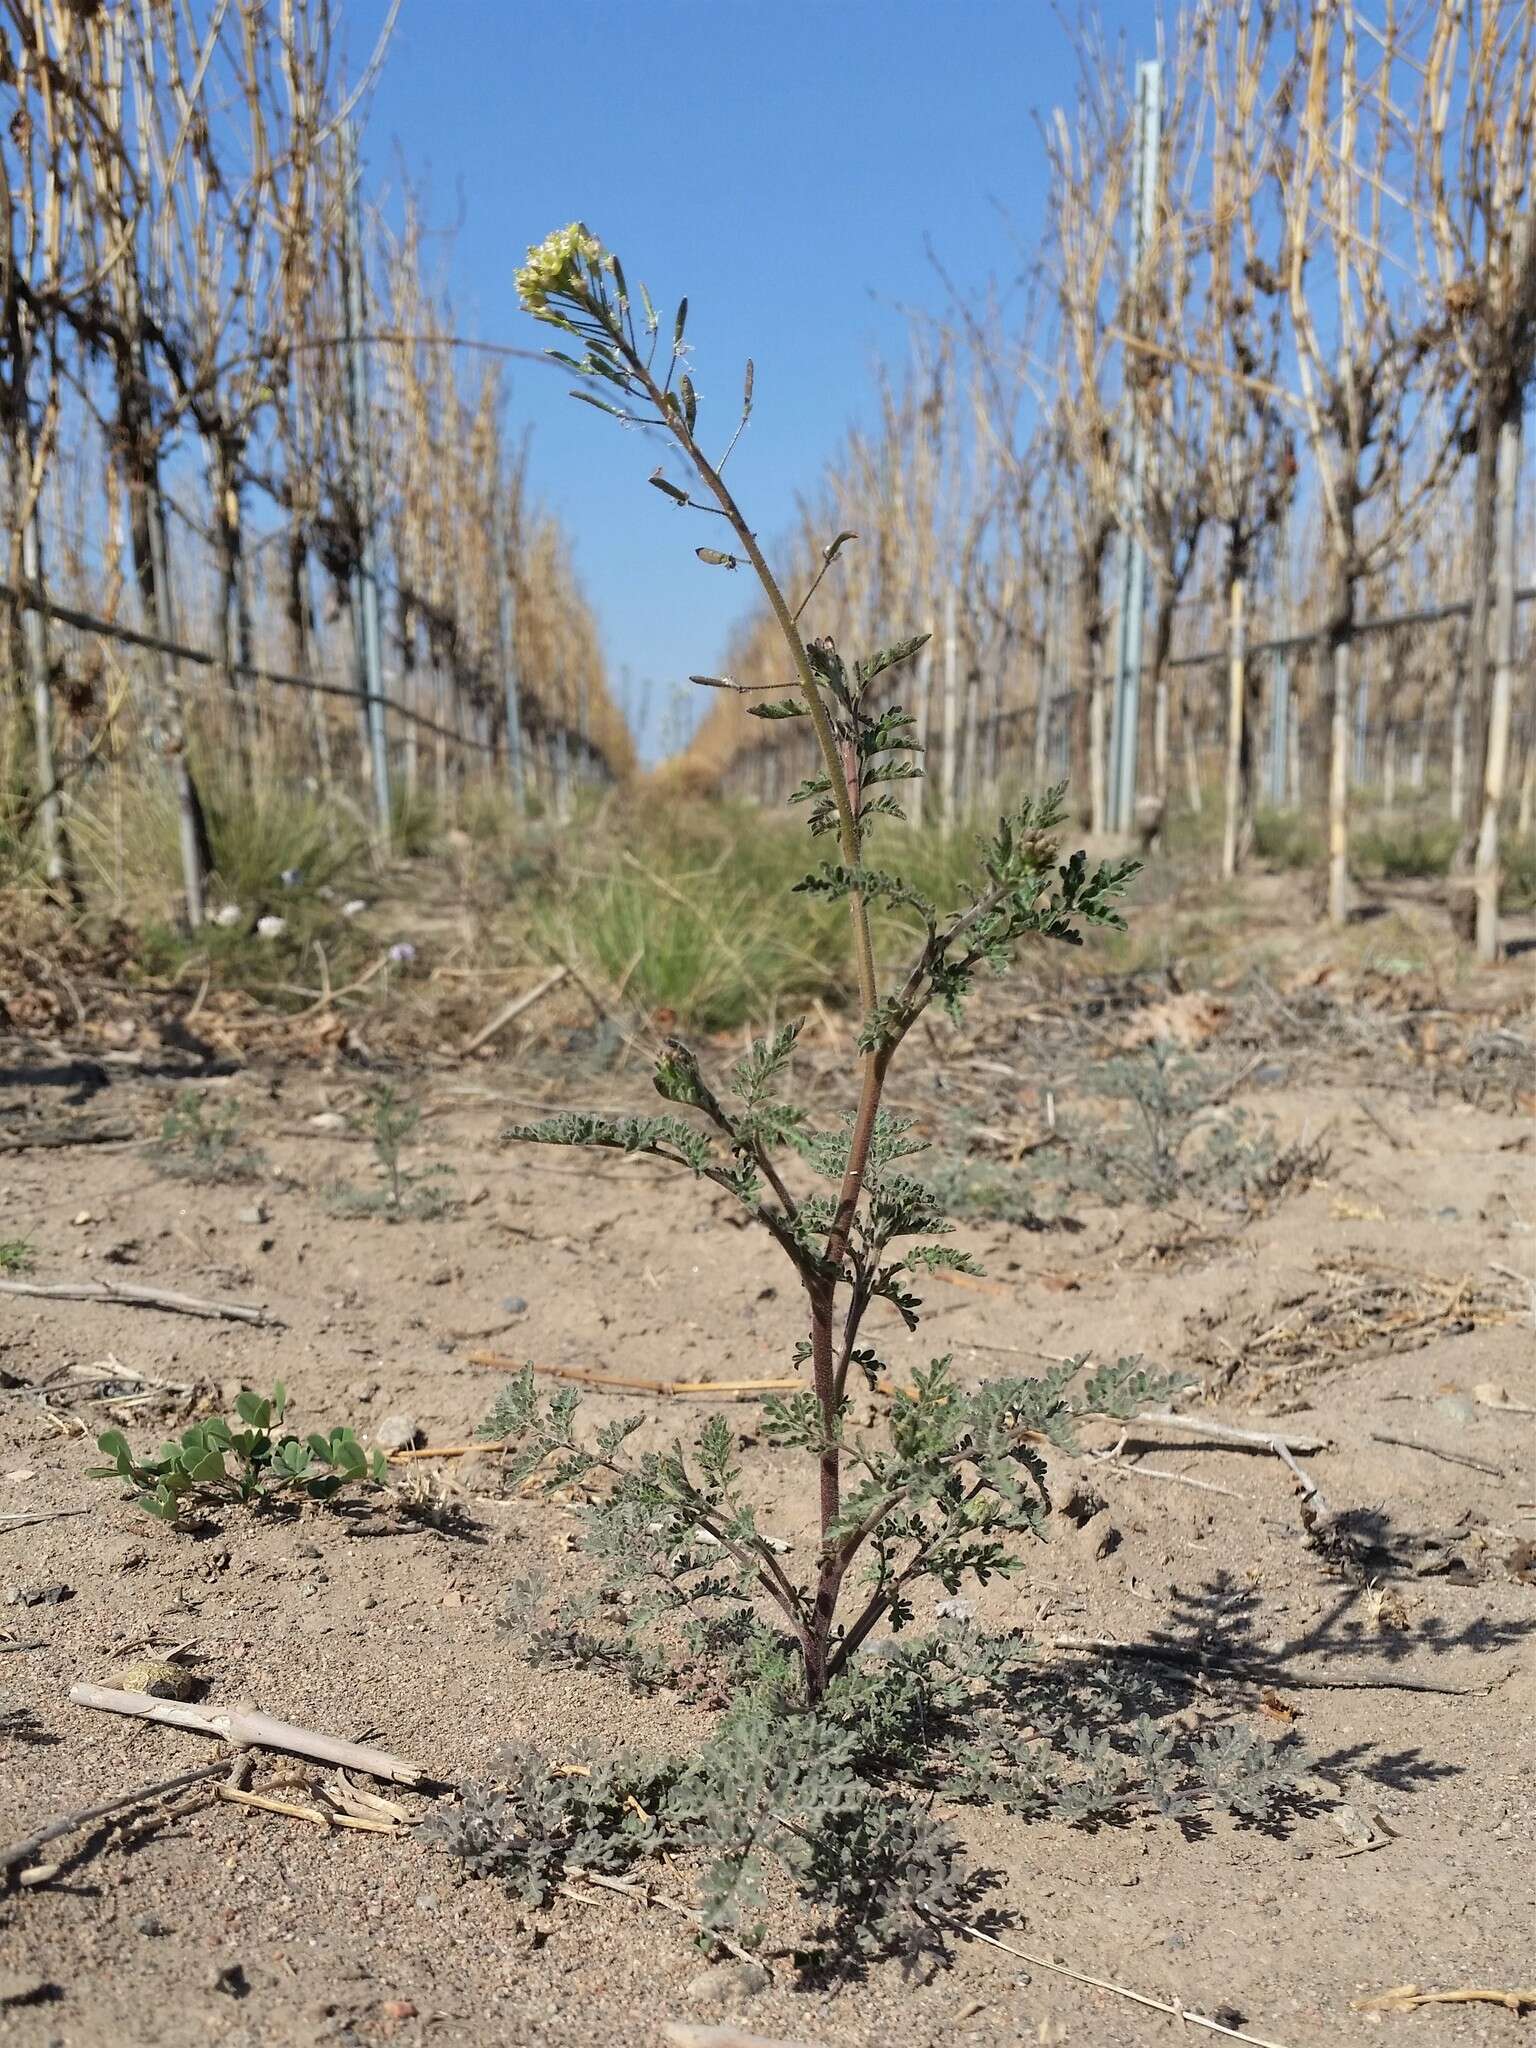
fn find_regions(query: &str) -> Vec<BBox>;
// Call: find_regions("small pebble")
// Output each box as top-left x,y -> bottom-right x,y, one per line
132,1914 -> 170,1938
347,1378 -> 380,1404
500,1296 -> 528,1316
1331,1802 -> 1377,1849
111,1660 -> 196,1701
684,1960 -> 769,2005
236,1203 -> 268,1226
373,1414 -> 421,1453
1433,1393 -> 1476,1427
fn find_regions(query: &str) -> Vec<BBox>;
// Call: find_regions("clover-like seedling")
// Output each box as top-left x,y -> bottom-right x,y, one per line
326,1082 -> 456,1221
151,1090 -> 266,1185
89,1382 -> 386,1525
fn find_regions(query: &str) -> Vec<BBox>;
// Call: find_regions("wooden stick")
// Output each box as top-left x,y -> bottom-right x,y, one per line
461,965 -> 569,1055
662,2029 -> 815,2048
68,1685 -> 426,1785
1351,1985 -> 1536,2015
1369,1431 -> 1504,1477
1094,1457 -> 1249,1501
1128,1411 -> 1329,1454
0,1508 -> 91,1532
1488,1260 -> 1536,1303
219,1782 -> 400,1833
0,1279 -> 279,1327
1270,1437 -> 1333,1516
468,1352 -> 799,1399
386,1443 -> 493,1462
941,1914 -> 1297,2048
0,1125 -> 134,1152
1,1762 -> 229,1876
926,1266 -> 1013,1299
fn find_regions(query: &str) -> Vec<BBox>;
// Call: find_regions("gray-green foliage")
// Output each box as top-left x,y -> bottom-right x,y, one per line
501,224 -> 1146,1708
922,1149 -> 1065,1229
151,1091 -> 266,1185
425,1627 -> 1304,1968
1061,1042 -> 1286,1212
326,1082 -> 457,1221
494,793 -> 1145,1704
89,1383 -> 386,1525
482,1352 -> 1181,1696
470,225 -> 1285,1963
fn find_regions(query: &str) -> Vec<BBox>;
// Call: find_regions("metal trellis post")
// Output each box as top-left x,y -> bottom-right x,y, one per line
1109,57 -> 1162,835
341,119 -> 391,848
492,490 -> 526,814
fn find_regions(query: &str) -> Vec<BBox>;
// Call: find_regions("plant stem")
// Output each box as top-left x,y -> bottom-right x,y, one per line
601,328 -> 904,1699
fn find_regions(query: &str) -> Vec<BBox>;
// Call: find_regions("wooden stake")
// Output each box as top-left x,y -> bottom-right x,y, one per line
1222,573 -> 1246,880
1473,412 -> 1521,962
940,586 -> 958,837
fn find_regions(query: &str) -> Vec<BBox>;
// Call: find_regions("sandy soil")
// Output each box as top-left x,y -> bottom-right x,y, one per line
0,882 -> 1532,2048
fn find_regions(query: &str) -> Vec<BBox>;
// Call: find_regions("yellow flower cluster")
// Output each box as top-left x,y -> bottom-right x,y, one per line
514,222 -> 603,316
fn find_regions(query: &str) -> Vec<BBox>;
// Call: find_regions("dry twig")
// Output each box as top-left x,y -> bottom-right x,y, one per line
0,1279 -> 279,1326
69,1684 -> 427,1785
1369,1431 -> 1504,1477
559,1868 -> 760,1968
461,965 -> 570,1055
942,1914 -> 1296,2047
1350,1985 -> 1536,2015
1,1762 -> 229,1879
468,1352 -> 799,1399
1130,1411 -> 1329,1454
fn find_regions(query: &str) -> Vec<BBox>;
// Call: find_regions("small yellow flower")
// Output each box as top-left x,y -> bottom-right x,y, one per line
515,222 -> 604,315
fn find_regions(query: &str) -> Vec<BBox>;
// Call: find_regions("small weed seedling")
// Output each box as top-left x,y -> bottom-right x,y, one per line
90,1383 -> 385,1525
1061,1041 -> 1322,1214
151,1090 -> 266,1185
0,1239 -> 35,1273
327,1083 -> 456,1221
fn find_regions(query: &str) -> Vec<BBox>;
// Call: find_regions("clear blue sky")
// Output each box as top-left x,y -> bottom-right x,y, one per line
350,0 -> 1156,759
